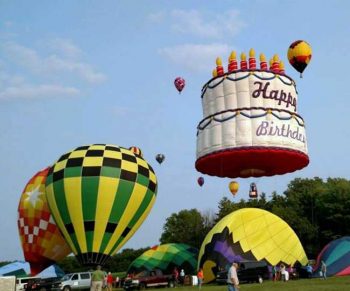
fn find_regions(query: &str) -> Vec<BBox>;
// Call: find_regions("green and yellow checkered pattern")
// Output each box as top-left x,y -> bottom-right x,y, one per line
45,144 -> 157,266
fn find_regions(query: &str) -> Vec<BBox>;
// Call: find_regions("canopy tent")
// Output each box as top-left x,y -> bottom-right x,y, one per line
0,261 -> 64,278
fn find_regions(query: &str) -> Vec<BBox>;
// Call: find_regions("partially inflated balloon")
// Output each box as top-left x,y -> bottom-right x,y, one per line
287,40 -> 312,77
229,181 -> 239,196
155,154 -> 165,165
128,243 -> 198,275
18,168 -> 71,275
197,177 -> 204,187
45,144 -> 158,266
198,208 -> 308,283
174,77 -> 185,93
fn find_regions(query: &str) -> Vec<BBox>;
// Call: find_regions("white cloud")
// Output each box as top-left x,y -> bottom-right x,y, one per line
170,9 -> 245,39
2,41 -> 106,84
0,84 -> 80,100
148,11 -> 166,23
158,43 -> 232,72
49,38 -> 83,59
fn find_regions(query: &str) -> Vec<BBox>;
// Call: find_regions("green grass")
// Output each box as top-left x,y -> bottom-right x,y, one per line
113,277 -> 350,291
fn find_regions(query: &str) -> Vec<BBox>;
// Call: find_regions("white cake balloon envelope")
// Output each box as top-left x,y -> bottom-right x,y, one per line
195,48 -> 309,179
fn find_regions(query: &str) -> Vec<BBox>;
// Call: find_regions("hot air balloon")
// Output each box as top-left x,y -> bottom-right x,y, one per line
198,208 -> 308,283
128,243 -> 198,275
314,237 -> 350,277
129,146 -> 143,158
229,181 -> 239,196
287,40 -> 312,78
195,48 -> 309,180
18,167 -> 71,275
249,182 -> 258,198
197,177 -> 204,187
155,154 -> 165,165
174,77 -> 185,93
45,144 -> 158,266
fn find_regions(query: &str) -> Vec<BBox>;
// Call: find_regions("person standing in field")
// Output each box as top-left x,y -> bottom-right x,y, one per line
227,262 -> 239,291
91,265 -> 105,291
197,268 -> 204,289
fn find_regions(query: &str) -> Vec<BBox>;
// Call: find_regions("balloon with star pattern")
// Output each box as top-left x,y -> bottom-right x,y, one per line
17,167 -> 71,275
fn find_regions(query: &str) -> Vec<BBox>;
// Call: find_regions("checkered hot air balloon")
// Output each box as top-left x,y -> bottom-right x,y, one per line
45,144 -> 158,266
18,167 -> 71,275
174,77 -> 185,93
287,40 -> 312,78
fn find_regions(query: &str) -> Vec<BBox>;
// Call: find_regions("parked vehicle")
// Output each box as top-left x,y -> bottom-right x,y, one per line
51,272 -> 92,291
16,277 -> 37,291
23,277 -> 59,291
123,269 -> 175,290
216,261 -> 270,284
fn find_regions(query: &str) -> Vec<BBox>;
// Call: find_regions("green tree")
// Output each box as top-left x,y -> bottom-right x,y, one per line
160,209 -> 208,249
104,247 -> 149,273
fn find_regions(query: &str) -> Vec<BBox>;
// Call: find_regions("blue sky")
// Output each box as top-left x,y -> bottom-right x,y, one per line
0,1 -> 349,261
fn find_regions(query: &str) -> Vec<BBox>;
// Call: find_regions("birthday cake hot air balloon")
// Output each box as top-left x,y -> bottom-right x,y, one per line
195,48 -> 309,178
18,168 -> 71,275
45,144 -> 158,266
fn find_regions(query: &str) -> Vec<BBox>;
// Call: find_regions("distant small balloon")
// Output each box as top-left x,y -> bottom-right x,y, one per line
174,77 -> 185,93
155,154 -> 165,164
129,146 -> 143,158
197,177 -> 204,187
249,182 -> 258,198
229,181 -> 239,196
287,40 -> 312,78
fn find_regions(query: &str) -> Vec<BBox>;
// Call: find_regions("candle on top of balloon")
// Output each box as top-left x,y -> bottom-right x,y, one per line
213,40 -> 312,78
213,49 -> 285,78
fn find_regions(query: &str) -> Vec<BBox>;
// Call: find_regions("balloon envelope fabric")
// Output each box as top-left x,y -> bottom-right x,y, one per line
314,236 -> 350,277
128,243 -> 198,275
45,144 -> 157,266
198,208 -> 308,283
18,168 -> 71,275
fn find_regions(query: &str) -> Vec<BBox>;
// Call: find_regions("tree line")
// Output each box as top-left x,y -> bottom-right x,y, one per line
3,177 -> 349,273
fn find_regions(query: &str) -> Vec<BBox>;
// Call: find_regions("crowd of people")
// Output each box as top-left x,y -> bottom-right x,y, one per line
89,259 -> 327,291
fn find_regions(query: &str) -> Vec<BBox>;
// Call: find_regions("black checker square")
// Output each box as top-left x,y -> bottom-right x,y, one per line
148,164 -> 155,174
75,145 -> 90,151
105,222 -> 118,233
102,157 -> 121,168
84,221 -> 95,231
86,150 -> 104,157
121,227 -> 131,238
82,166 -> 101,176
105,146 -> 121,152
120,169 -> 137,182
65,223 -> 75,234
122,153 -> 137,163
66,157 -> 84,167
138,165 -> 150,178
148,180 -> 157,192
52,169 -> 64,182
57,152 -> 71,162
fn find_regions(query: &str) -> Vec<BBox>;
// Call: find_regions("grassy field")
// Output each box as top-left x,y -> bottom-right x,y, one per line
114,277 -> 350,291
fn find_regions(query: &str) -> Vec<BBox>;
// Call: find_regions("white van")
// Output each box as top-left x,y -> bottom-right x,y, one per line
51,272 -> 92,291
16,277 -> 37,291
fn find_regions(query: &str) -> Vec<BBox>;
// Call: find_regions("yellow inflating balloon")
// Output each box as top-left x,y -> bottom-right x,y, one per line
198,208 -> 308,282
